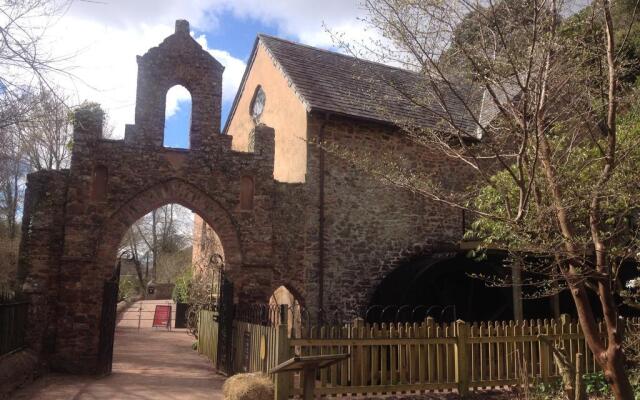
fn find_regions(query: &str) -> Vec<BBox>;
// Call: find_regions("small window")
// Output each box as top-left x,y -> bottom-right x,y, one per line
239,176 -> 254,210
91,165 -> 108,201
250,85 -> 265,122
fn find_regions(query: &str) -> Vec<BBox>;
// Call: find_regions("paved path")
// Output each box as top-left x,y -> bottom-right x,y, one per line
12,328 -> 225,399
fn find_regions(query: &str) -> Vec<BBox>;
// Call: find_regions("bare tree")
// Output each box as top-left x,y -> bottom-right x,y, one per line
0,128 -> 23,240
14,85 -> 72,170
119,204 -> 194,287
1,0 -> 72,116
330,0 -> 640,397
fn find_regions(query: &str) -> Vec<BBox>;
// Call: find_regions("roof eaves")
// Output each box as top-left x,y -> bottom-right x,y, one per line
222,36 -> 260,135
308,107 -> 399,129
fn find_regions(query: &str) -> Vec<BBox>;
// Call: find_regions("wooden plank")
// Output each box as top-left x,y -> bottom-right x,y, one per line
427,318 -> 435,384
318,326 -> 324,387
390,324 -> 398,385
352,320 -> 362,386
496,322 -> 503,381
371,324 -> 380,386
295,381 -> 458,396
330,326 -> 338,386
399,323 -> 407,385
470,323 -> 478,387
340,325 -> 349,386
380,323 -> 388,386
289,337 -> 457,346
540,319 -> 550,382
418,322 -> 426,384
361,323 -> 370,387
479,322 -> 485,385
436,325 -> 443,383
488,321 -> 495,384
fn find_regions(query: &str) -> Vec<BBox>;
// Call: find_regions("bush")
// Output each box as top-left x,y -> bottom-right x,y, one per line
583,371 -> 610,397
172,268 -> 192,303
222,373 -> 274,400
118,276 -> 139,302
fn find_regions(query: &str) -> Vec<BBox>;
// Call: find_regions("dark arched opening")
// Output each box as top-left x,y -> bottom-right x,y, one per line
370,253 -> 512,323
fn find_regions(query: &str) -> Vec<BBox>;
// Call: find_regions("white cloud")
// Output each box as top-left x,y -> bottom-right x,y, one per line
165,85 -> 191,118
194,35 -> 246,104
46,16 -> 246,137
41,0 -> 368,137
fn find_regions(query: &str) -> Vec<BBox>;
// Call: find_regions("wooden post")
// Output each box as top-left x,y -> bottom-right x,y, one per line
302,366 -> 316,400
575,353 -> 585,400
352,317 -> 364,386
274,305 -> 290,400
455,320 -> 470,397
540,321 -> 550,383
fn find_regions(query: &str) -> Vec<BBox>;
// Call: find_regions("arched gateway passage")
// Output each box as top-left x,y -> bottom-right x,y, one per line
97,179 -> 243,275
17,21 -> 281,374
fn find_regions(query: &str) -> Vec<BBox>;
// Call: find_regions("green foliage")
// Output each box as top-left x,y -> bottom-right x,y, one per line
172,267 -> 192,303
584,371 -> 611,397
531,379 -> 563,400
118,276 -> 139,302
470,89 -> 640,259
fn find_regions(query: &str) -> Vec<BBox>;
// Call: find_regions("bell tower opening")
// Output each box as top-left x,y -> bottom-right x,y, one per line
163,85 -> 192,149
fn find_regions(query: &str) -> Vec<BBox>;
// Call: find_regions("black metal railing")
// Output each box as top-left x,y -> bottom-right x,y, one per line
0,290 -> 29,356
233,303 -> 458,328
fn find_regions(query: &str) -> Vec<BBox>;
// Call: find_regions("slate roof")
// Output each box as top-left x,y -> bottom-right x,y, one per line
225,34 -> 485,136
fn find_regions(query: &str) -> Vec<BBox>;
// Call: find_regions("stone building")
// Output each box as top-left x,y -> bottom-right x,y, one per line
197,34 -> 525,321
16,21 -> 546,374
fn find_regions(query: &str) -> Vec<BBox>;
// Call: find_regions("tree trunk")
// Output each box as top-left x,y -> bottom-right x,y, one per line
603,345 -> 634,400
152,209 -> 157,282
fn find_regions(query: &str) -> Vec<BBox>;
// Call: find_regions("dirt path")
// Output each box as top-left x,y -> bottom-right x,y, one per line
12,328 -> 225,399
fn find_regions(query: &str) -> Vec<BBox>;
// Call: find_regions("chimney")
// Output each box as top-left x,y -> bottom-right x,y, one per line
175,20 -> 189,35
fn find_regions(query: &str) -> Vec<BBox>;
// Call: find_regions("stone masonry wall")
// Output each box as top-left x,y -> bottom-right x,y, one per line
302,113 -> 478,318
19,20 -> 484,374
18,170 -> 69,356
19,21 -> 284,374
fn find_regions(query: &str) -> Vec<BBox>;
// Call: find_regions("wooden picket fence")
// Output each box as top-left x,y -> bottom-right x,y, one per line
197,310 -> 219,366
197,311 -> 640,399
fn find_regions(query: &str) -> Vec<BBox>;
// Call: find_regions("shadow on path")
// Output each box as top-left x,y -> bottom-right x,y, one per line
12,328 -> 225,400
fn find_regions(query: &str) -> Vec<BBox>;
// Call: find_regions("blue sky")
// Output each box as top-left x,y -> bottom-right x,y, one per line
164,11 -> 282,148
53,0 -> 368,146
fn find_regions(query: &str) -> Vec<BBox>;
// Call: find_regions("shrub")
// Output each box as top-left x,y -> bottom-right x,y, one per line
172,268 -> 192,303
584,371 -> 610,397
118,276 -> 139,302
222,373 -> 274,400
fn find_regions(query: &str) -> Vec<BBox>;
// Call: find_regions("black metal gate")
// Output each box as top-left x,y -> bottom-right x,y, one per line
215,275 -> 234,374
97,261 -> 120,375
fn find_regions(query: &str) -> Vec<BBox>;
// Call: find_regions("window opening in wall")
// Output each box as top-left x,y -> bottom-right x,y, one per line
163,85 -> 192,149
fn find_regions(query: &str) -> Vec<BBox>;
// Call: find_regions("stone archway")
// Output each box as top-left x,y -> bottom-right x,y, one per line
96,178 -> 243,278
17,21 -> 279,374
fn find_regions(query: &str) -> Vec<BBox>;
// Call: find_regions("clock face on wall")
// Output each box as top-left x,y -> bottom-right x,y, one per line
251,86 -> 266,121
